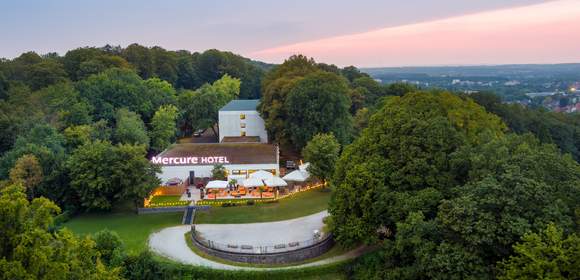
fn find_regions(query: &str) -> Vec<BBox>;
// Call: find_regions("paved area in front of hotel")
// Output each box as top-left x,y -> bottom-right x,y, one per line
194,210 -> 327,246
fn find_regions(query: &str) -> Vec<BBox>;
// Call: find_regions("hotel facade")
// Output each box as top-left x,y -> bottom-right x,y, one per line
152,100 -> 279,185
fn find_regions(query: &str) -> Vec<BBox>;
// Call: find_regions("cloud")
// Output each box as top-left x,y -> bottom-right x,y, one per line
249,0 -> 580,67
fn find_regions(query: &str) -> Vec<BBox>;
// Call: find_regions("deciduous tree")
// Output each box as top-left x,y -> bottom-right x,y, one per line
149,105 -> 178,152
113,109 -> 150,147
67,141 -> 159,210
9,154 -> 42,199
330,91 -> 505,246
498,224 -> 580,280
302,133 -> 340,186
285,71 -> 352,150
211,164 -> 227,180
0,184 -> 122,279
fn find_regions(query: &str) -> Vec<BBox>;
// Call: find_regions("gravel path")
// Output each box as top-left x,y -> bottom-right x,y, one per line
148,211 -> 366,270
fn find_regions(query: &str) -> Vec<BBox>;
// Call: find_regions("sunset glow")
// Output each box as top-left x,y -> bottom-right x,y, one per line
250,0 -> 580,67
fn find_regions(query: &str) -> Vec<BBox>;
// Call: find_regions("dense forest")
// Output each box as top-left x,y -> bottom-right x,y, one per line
1,45 -> 580,279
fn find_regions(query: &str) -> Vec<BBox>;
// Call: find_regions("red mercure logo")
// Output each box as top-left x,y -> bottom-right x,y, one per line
151,156 -> 230,165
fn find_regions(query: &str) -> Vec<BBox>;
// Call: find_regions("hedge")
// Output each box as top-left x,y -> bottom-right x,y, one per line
196,198 -> 278,207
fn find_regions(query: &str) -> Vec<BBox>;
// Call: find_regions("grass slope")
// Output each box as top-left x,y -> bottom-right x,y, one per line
195,189 -> 332,224
63,211 -> 182,253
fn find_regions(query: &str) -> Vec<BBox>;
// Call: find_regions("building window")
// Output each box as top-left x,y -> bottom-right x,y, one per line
240,123 -> 246,128
241,131 -> 246,137
240,114 -> 246,120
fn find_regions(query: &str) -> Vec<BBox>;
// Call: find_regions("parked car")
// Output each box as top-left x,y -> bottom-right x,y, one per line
193,129 -> 204,137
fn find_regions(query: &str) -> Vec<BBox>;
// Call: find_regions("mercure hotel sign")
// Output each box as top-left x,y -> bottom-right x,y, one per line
151,156 -> 230,165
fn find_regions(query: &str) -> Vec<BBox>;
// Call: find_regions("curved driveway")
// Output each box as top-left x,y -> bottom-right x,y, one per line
148,210 -> 366,270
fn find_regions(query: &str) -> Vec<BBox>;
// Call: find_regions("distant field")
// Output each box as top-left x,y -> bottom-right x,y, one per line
195,188 -> 332,224
63,211 -> 182,253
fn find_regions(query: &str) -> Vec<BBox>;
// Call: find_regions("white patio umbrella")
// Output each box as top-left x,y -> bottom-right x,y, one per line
249,170 -> 274,180
282,170 -> 309,182
242,178 -> 264,188
263,176 -> 288,187
205,180 -> 229,189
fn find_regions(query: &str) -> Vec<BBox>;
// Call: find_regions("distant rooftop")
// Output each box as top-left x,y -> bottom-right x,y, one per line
220,99 -> 260,112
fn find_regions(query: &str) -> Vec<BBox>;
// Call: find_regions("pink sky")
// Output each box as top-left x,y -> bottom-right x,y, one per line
249,0 -> 580,67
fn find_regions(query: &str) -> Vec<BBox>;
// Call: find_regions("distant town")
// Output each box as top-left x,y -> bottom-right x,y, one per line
364,63 -> 580,113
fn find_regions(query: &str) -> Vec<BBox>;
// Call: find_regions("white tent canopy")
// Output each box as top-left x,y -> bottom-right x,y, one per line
242,178 -> 264,188
263,176 -> 288,187
299,162 -> 310,172
282,170 -> 309,182
249,170 -> 274,180
205,180 -> 229,189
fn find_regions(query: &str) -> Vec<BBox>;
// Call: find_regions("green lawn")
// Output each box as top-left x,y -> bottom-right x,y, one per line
195,188 -> 332,224
63,211 -> 182,253
149,195 -> 182,203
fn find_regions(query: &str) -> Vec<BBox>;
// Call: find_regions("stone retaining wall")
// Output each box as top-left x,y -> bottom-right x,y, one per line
190,231 -> 335,264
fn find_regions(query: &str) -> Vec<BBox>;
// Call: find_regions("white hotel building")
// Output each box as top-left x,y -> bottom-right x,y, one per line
152,100 -> 279,185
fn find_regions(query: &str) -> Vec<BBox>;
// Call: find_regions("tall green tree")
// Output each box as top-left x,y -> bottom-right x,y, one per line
259,55 -> 319,146
76,68 -> 175,123
8,154 -> 42,199
302,133 -> 341,186
149,105 -> 178,153
197,49 -> 264,99
469,91 -> 580,161
36,82 -> 93,128
113,109 -> 150,147
340,99 -> 580,279
352,76 -> 383,107
26,59 -> 69,90
0,71 -> 9,100
498,224 -> 580,280
178,74 -> 240,135
438,167 -> 574,261
285,71 -> 353,150
175,50 -> 201,89
77,54 -> 131,80
0,184 -> 122,279
122,43 -> 154,79
67,141 -> 159,210
0,124 -> 67,205
92,229 -> 126,268
63,47 -> 105,80
329,91 -> 506,246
